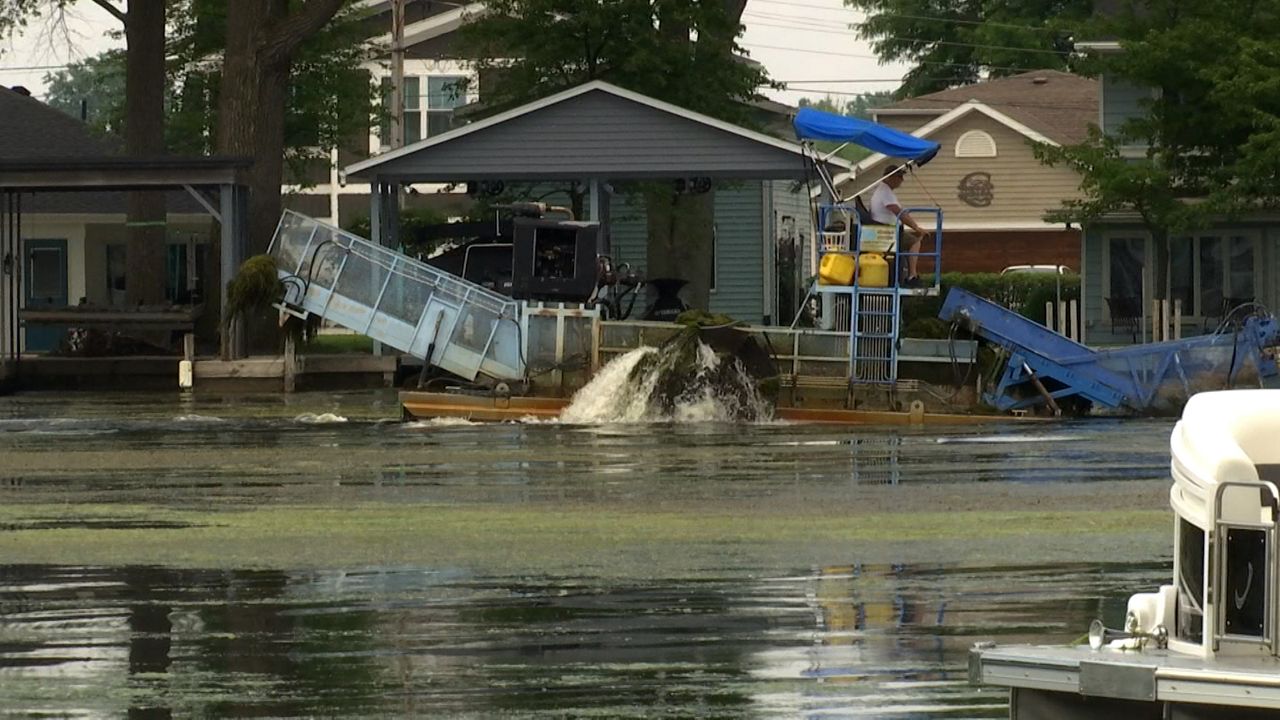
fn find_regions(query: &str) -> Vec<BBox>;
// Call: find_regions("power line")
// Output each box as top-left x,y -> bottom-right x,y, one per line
784,86 -> 1095,111
750,0 -> 1078,33
0,63 -> 73,74
743,42 -> 1055,74
776,78 -> 904,83
746,13 -> 1075,56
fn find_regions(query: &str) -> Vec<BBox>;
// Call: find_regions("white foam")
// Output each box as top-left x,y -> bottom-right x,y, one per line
559,340 -> 772,424
400,417 -> 478,428
294,412 -> 349,424
172,414 -> 226,423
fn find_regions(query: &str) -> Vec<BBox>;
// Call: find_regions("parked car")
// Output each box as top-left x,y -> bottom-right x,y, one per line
1000,264 -> 1073,275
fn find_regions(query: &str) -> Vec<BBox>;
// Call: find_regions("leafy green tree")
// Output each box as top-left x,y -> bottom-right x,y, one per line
1036,0 -> 1280,302
43,50 -> 126,134
458,0 -> 768,309
845,0 -> 1091,96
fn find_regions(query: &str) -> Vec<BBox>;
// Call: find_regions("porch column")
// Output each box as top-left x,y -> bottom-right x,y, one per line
219,182 -> 248,359
588,178 -> 610,256
369,180 -> 400,249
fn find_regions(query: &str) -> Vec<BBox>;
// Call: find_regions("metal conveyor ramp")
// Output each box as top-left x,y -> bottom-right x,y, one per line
268,210 -> 523,382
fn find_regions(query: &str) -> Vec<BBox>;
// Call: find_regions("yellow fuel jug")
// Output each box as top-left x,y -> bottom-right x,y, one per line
819,253 -> 856,285
857,253 -> 890,288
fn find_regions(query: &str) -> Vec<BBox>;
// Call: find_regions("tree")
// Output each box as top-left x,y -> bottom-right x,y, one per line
43,50 -> 126,133
1035,0 -> 1280,303
844,0 -> 1091,97
459,0 -> 769,310
215,0 -> 351,261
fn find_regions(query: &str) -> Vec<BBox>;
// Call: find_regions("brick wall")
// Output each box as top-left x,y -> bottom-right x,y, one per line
939,229 -> 1081,274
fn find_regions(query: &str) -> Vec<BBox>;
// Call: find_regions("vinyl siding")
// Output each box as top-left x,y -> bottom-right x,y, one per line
711,182 -> 764,322
357,90 -> 820,181
606,183 -> 767,323
849,113 -> 1083,228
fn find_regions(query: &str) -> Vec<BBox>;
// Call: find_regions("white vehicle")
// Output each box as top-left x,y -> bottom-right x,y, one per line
999,264 -> 1073,275
971,389 -> 1280,718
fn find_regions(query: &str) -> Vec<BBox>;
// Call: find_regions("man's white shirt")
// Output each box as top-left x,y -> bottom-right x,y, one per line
869,181 -> 900,225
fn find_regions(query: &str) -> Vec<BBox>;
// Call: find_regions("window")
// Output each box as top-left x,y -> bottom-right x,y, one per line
426,75 -> 466,138
955,130 -> 997,158
105,242 -> 208,305
1168,234 -> 1257,316
380,74 -> 468,148
403,76 -> 422,145
1108,237 -> 1145,301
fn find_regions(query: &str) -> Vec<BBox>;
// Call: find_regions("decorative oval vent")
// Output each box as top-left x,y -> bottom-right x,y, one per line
955,130 -> 997,158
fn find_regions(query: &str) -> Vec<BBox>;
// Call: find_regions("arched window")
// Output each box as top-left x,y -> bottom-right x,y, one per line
955,130 -> 997,158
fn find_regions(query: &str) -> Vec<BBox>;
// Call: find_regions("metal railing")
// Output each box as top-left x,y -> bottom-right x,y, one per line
268,210 -> 524,381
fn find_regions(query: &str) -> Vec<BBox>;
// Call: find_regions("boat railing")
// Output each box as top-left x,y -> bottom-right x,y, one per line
1211,479 -> 1280,654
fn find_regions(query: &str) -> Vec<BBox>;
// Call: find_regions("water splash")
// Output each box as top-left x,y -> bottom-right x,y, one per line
561,338 -> 772,423
294,412 -> 349,424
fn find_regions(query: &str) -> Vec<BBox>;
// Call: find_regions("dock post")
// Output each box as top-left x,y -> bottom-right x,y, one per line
284,335 -> 297,393
179,333 -> 196,390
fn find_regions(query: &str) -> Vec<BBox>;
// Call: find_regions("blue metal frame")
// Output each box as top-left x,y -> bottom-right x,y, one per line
940,287 -> 1280,413
806,203 -> 946,386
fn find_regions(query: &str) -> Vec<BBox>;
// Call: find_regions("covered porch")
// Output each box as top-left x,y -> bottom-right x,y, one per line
344,80 -> 848,326
1082,220 -> 1280,345
0,157 -> 251,390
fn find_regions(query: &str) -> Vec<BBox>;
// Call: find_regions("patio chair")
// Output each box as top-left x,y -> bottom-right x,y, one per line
1105,296 -> 1141,342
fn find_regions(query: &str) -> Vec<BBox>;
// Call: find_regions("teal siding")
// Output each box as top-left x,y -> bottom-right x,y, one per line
607,192 -> 648,269
605,183 -> 767,323
1101,74 -> 1149,137
769,179 -> 814,324
711,182 -> 764,322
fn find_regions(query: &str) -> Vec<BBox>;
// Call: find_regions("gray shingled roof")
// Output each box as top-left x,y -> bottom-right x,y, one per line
876,70 -> 1099,145
0,87 -> 205,214
0,86 -> 118,158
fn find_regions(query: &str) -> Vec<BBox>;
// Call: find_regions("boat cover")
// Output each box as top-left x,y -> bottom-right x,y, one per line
793,107 -> 940,165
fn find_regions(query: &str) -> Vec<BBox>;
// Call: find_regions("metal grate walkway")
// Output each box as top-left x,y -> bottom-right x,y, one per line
268,210 -> 523,381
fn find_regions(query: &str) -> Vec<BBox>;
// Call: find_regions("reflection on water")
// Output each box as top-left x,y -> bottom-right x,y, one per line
0,561 -> 1165,718
0,391 -> 1178,717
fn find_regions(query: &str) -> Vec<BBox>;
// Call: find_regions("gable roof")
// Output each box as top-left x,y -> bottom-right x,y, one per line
346,80 -> 850,181
0,87 -> 218,215
873,70 -> 1098,146
0,87 -> 118,159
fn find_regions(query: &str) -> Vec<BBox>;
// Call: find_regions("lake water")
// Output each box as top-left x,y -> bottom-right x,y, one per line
0,391 -> 1176,718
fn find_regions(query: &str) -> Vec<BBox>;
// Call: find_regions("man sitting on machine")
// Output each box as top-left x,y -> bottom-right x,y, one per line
867,164 -> 931,288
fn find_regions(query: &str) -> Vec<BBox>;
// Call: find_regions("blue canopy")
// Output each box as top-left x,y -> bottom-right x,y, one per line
793,107 -> 940,166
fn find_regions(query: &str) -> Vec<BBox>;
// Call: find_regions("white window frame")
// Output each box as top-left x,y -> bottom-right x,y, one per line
1100,230 -> 1153,334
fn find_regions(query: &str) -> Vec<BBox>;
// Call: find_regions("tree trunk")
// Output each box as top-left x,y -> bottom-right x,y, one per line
645,186 -> 714,312
124,0 -> 167,307
215,0 -> 347,351
217,0 -> 348,256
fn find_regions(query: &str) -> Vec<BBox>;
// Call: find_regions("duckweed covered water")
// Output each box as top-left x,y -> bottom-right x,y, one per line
0,390 -> 1176,718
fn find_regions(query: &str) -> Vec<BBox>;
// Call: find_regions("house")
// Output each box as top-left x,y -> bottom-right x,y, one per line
281,1 -> 485,225
841,70 -> 1098,274
1074,40 -> 1280,345
0,87 -> 216,353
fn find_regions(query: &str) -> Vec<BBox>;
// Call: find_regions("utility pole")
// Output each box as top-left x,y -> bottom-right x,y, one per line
390,0 -> 406,149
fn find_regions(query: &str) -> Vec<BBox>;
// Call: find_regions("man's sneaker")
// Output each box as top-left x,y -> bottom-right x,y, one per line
903,275 -> 923,288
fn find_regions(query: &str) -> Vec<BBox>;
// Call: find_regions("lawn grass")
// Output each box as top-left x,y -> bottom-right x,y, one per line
303,333 -> 374,354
